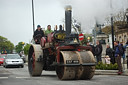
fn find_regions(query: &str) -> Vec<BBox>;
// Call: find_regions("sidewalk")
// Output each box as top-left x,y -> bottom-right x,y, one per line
95,70 -> 128,76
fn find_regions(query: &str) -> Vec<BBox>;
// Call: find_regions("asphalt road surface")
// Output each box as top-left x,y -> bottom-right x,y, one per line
0,64 -> 128,85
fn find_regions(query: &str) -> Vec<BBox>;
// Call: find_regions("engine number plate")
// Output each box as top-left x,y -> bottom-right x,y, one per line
66,60 -> 79,64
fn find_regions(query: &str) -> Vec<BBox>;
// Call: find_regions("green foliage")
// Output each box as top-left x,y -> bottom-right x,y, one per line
96,61 -> 118,70
23,44 -> 31,55
0,36 -> 14,53
15,42 -> 25,53
81,34 -> 92,45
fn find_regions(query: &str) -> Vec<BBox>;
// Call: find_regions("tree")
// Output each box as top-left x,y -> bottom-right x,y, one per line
23,44 -> 31,55
0,36 -> 14,53
81,34 -> 93,45
15,42 -> 25,53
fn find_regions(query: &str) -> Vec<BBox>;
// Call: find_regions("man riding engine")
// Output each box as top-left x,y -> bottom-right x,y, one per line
33,25 -> 44,44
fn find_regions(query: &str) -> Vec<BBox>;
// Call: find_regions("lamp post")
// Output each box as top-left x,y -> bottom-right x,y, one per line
32,0 -> 35,33
110,0 -> 114,49
111,16 -> 114,49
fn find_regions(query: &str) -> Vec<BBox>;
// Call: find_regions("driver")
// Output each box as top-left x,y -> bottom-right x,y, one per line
33,25 -> 44,42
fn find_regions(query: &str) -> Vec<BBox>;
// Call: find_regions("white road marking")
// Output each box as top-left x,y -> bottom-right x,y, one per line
16,77 -> 30,79
0,77 -> 8,79
0,73 -> 11,75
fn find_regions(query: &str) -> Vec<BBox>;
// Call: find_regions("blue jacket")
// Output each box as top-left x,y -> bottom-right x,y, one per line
114,45 -> 120,57
123,44 -> 128,58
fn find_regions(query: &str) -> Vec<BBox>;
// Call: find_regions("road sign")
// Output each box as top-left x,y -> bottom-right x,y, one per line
79,33 -> 84,41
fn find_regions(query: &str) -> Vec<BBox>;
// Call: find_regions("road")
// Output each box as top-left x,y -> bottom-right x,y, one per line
0,64 -> 128,85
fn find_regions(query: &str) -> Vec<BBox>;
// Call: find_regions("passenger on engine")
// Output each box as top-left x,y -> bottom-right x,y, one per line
45,25 -> 53,36
33,25 -> 45,43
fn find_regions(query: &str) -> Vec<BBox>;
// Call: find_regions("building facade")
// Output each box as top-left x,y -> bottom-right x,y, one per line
115,26 -> 128,45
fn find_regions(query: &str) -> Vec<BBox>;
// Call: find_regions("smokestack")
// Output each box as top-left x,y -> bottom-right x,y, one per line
65,5 -> 72,36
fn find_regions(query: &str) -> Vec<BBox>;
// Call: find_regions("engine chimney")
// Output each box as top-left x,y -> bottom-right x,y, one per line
65,5 -> 72,36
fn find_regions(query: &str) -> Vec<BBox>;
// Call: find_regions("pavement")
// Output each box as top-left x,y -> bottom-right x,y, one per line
95,70 -> 128,76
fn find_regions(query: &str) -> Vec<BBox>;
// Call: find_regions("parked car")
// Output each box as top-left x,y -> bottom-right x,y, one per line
0,54 -> 6,65
3,54 -> 24,68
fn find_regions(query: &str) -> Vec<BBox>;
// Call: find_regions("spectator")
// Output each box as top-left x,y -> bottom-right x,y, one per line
106,44 -> 115,64
123,41 -> 128,68
114,41 -> 123,75
87,42 -> 95,56
105,55 -> 111,64
95,40 -> 103,63
124,41 -> 128,49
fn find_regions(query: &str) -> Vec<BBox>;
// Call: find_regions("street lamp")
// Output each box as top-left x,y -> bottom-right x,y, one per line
32,0 -> 35,33
110,0 -> 114,49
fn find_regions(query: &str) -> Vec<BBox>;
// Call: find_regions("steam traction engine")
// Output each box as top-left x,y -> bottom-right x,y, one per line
28,6 -> 96,80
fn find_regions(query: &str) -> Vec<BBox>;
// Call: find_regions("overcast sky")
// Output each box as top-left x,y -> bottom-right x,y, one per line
0,0 -> 128,45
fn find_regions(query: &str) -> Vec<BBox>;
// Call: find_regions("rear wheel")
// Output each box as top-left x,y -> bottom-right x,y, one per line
28,45 -> 43,76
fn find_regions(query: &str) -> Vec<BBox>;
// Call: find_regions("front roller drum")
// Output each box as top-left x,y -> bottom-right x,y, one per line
56,51 -> 79,80
75,51 -> 95,80
56,51 -> 95,80
28,44 -> 43,76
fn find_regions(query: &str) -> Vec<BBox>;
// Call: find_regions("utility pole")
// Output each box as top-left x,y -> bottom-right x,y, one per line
32,0 -> 35,33
93,27 -> 96,46
110,0 -> 114,49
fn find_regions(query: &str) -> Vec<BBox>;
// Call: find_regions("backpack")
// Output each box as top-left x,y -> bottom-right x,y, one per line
118,45 -> 125,56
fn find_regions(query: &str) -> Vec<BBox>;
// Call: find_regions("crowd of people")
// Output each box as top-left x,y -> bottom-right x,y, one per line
87,40 -> 128,75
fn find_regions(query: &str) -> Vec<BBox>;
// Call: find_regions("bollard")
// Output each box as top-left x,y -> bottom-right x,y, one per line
123,46 -> 128,74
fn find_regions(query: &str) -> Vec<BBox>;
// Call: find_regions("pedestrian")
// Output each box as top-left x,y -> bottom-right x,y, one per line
45,25 -> 53,36
95,40 -> 103,63
87,42 -> 95,56
106,44 -> 115,64
105,55 -> 111,64
123,41 -> 128,68
114,41 -> 123,75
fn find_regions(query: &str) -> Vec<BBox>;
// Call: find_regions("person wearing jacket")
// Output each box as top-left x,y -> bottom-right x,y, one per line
114,41 -> 123,75
87,42 -> 95,56
95,40 -> 103,63
106,44 -> 115,64
123,41 -> 128,68
33,25 -> 45,43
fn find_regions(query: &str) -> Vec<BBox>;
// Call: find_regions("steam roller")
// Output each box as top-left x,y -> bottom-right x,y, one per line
28,5 -> 96,80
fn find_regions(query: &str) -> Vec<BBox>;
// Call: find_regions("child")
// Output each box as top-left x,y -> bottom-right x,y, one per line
105,55 -> 111,64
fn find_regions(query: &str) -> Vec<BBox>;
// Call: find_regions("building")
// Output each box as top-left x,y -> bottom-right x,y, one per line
115,25 -> 128,45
